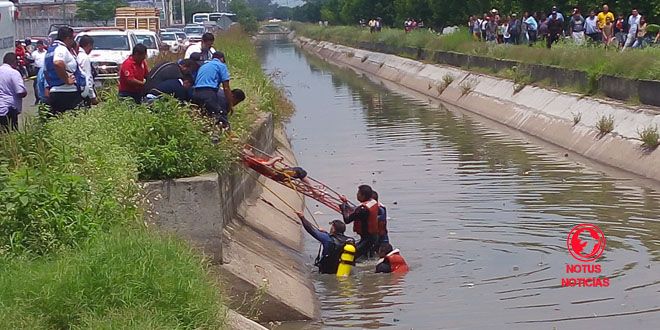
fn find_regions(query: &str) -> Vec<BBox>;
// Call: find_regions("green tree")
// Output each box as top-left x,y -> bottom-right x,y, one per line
76,0 -> 127,25
230,0 -> 259,33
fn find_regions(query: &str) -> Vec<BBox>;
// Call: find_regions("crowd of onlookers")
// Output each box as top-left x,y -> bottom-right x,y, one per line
359,18 -> 383,33
468,4 -> 659,50
0,26 -> 245,133
403,18 -> 425,33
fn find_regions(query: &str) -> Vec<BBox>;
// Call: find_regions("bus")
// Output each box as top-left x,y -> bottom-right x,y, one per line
192,12 -> 236,24
0,1 -> 16,58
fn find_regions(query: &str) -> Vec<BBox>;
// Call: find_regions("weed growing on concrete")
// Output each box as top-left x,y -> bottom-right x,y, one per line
459,79 -> 475,97
596,115 -> 615,136
572,112 -> 582,126
638,125 -> 660,149
236,282 -> 269,321
346,51 -> 355,58
442,74 -> 455,87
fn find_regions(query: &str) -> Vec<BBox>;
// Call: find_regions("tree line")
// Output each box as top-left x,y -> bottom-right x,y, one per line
273,0 -> 660,29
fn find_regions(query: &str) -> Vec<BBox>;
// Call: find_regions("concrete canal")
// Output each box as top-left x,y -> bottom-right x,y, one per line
257,40 -> 660,329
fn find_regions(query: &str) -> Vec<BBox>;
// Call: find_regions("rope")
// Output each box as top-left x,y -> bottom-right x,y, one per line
243,167 -> 323,230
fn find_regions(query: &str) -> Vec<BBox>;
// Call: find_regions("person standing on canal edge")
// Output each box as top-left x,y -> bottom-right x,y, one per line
45,26 -> 85,114
296,212 -> 353,274
340,185 -> 379,260
0,53 -> 27,132
118,44 -> 149,104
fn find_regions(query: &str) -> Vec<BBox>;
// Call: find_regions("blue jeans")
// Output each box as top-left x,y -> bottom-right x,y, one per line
119,91 -> 142,104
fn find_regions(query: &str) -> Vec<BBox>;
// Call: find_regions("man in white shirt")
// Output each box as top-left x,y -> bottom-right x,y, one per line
184,32 -> 216,61
0,53 -> 27,132
44,26 -> 85,114
77,35 -> 97,106
31,40 -> 47,105
623,9 -> 641,50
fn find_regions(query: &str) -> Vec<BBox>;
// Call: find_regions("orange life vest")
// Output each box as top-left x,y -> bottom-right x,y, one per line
385,250 -> 409,273
354,199 -> 379,236
377,202 -> 387,237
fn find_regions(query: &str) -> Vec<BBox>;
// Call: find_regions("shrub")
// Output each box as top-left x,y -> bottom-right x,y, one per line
0,228 -> 227,329
638,125 -> 660,149
596,114 -> 615,135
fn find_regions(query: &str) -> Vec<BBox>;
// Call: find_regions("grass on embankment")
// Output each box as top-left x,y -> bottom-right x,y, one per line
0,28 -> 287,328
292,23 -> 660,81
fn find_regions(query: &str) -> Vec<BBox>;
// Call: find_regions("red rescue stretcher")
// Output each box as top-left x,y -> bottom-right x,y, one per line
241,144 -> 353,213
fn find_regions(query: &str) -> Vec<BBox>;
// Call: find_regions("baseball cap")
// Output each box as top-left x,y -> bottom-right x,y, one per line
329,220 -> 346,234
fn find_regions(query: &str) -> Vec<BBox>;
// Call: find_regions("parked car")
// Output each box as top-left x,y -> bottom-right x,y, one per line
131,29 -> 161,58
159,32 -> 180,53
183,24 -> 205,42
175,32 -> 190,49
75,28 -> 138,79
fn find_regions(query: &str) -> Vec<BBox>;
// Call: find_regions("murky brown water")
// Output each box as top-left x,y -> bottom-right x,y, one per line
258,41 -> 660,329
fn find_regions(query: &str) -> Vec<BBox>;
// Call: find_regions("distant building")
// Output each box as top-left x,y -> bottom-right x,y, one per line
17,1 -> 80,19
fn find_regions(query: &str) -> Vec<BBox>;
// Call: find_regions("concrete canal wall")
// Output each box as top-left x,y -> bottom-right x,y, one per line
143,113 -> 319,324
296,37 -> 660,182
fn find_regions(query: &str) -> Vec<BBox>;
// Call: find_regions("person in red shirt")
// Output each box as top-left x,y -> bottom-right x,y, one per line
118,44 -> 148,104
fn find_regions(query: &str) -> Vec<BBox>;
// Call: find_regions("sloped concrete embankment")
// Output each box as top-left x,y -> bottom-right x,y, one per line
296,37 -> 660,182
144,113 -> 319,325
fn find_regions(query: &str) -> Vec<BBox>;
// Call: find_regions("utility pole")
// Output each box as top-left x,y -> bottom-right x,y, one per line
168,0 -> 174,26
180,0 -> 185,25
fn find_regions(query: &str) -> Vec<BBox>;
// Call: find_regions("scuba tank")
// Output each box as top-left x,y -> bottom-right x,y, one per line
336,241 -> 356,278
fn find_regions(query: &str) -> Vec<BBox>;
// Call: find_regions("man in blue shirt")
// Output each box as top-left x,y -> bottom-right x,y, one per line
296,212 -> 353,274
192,52 -> 233,128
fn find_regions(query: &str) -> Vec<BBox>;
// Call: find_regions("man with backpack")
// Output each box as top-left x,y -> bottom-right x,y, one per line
296,212 -> 353,274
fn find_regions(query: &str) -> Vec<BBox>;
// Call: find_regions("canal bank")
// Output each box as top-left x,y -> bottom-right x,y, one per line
295,36 -> 660,183
144,113 -> 319,326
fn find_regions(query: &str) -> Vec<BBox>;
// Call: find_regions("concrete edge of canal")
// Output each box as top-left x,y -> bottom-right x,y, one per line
295,36 -> 660,182
143,113 -> 320,326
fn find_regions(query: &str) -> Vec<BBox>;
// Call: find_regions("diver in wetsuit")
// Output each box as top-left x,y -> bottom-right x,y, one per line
296,212 -> 352,274
340,185 -> 379,260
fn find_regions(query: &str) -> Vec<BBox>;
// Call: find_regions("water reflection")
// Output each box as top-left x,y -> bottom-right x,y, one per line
258,40 -> 660,329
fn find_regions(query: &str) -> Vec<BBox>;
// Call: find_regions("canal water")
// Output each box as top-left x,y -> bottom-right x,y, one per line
257,40 -> 660,329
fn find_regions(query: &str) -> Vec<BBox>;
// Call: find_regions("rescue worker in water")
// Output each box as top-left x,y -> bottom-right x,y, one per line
375,243 -> 409,273
340,185 -> 379,260
296,211 -> 353,274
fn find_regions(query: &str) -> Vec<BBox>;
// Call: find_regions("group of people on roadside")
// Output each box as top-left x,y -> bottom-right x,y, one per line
0,26 -> 246,133
468,4 -> 658,50
296,184 -> 409,275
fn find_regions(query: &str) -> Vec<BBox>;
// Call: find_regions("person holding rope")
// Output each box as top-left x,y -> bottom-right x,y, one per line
340,185 -> 379,260
295,211 -> 353,274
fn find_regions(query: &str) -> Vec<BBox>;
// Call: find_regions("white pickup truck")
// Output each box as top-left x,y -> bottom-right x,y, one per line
75,28 -> 139,80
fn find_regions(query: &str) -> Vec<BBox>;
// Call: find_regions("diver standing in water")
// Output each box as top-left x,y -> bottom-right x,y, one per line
296,212 -> 353,274
340,185 -> 379,260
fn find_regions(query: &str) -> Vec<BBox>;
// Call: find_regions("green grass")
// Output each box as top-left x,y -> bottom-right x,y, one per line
293,23 -> 660,81
0,228 -> 226,329
0,28 -> 288,328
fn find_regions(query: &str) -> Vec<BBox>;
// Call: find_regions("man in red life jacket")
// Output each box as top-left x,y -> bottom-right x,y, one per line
340,185 -> 379,260
376,243 -> 409,274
